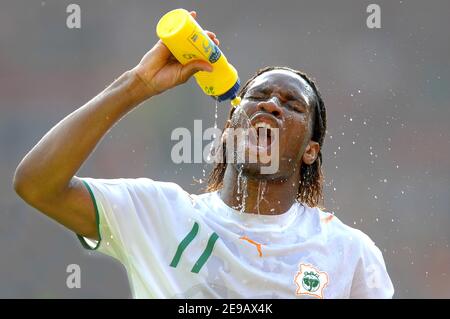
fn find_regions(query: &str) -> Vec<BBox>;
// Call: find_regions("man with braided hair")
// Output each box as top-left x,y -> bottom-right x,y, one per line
13,11 -> 393,299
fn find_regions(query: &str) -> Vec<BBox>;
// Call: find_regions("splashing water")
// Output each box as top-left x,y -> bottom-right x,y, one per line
256,180 -> 267,214
206,100 -> 220,164
231,106 -> 254,214
232,106 -> 252,130
235,163 -> 248,214
240,174 -> 248,214
214,100 -> 218,130
209,104 -> 256,214
204,100 -> 220,178
237,166 -> 243,194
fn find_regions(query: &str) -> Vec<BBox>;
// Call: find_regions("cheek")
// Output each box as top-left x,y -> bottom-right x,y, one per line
241,102 -> 258,114
284,113 -> 310,139
281,115 -> 310,155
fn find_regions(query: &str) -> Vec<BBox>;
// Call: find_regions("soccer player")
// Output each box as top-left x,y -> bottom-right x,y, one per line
13,11 -> 394,298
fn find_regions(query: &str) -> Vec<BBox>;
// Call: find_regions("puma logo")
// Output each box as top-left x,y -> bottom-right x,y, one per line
240,236 -> 264,257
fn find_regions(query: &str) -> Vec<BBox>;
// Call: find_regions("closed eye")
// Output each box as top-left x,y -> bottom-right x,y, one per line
288,101 -> 307,113
246,93 -> 266,100
245,92 -> 307,113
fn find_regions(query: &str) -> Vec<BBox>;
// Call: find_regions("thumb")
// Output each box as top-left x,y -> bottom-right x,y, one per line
179,60 -> 213,82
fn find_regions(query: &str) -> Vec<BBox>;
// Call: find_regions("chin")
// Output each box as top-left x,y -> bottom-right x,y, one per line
234,153 -> 301,182
233,162 -> 283,181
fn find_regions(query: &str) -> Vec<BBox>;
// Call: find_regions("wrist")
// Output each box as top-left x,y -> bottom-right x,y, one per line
122,69 -> 156,105
111,69 -> 155,107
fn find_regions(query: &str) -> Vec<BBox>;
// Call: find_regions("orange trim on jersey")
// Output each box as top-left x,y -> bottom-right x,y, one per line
239,236 -> 264,257
321,214 -> 334,224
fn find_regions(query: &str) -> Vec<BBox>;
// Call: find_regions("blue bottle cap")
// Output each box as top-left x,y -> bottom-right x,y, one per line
216,79 -> 241,102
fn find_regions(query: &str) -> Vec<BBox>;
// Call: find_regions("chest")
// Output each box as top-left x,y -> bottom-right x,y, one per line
132,219 -> 355,298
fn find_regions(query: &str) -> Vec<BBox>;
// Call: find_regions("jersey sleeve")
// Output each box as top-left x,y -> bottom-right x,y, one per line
349,230 -> 395,299
76,177 -> 189,263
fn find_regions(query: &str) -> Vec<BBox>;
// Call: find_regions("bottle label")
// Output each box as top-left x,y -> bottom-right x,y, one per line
187,30 -> 222,64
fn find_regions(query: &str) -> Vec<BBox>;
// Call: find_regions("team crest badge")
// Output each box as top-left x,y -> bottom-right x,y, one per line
294,263 -> 329,299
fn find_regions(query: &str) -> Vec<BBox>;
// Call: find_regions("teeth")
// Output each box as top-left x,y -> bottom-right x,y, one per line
254,122 -> 273,129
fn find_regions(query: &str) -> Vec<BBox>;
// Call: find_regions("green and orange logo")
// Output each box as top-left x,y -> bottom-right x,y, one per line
294,263 -> 329,299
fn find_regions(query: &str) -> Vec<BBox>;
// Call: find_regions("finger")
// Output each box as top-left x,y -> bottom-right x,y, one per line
205,31 -> 220,46
189,11 -> 197,19
180,60 -> 213,82
205,30 -> 216,38
149,40 -> 172,60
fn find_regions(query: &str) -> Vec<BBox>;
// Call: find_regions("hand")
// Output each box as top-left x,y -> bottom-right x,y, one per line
131,11 -> 220,98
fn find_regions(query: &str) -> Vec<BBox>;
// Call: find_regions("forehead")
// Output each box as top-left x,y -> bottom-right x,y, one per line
247,69 -> 316,108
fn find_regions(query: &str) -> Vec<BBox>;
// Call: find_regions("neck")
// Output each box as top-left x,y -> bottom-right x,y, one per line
219,165 -> 300,215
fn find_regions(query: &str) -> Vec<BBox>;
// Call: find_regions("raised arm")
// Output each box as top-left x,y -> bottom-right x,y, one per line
13,11 -> 216,240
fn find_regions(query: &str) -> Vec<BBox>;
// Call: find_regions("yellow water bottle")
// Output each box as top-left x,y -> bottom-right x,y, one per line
156,8 -> 241,107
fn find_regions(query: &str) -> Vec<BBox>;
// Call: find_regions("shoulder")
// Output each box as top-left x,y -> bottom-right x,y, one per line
81,177 -> 194,208
82,177 -> 187,195
308,205 -> 381,254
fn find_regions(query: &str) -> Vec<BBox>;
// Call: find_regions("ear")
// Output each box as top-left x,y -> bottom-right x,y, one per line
302,140 -> 320,165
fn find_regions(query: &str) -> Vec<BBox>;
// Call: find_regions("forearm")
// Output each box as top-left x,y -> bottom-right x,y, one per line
14,70 -> 151,199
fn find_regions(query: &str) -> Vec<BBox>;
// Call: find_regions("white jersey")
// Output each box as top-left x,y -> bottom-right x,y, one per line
78,177 -> 394,299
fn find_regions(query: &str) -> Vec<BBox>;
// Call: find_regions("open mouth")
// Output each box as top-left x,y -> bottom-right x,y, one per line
248,112 -> 280,150
254,122 -> 273,147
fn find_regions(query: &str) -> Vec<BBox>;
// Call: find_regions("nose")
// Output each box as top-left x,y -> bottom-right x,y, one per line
257,96 -> 282,118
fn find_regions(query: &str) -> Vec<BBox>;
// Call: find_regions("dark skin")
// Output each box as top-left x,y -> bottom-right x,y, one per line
13,10 -> 319,241
219,70 -> 320,215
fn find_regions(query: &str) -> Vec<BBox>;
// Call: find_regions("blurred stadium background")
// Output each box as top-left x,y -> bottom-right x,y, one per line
1,0 -> 449,298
